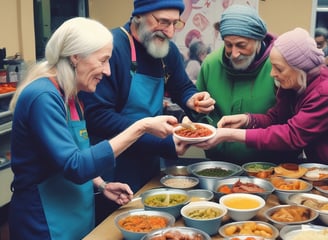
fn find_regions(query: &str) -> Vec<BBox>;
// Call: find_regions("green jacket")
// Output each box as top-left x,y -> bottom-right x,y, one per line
196,34 -> 296,164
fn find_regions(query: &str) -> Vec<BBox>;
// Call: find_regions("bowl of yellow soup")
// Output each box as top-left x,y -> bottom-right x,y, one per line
219,193 -> 265,221
141,188 -> 190,218
180,201 -> 227,235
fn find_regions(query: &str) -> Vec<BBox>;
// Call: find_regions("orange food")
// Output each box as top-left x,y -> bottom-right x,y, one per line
175,124 -> 212,138
218,185 -> 232,194
118,215 -> 168,233
270,177 -> 308,190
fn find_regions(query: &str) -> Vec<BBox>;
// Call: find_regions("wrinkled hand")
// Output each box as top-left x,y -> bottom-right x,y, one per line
187,92 -> 215,114
143,115 -> 178,138
217,114 -> 248,128
103,182 -> 133,205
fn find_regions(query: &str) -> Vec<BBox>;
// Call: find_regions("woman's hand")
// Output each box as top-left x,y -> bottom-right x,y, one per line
103,182 -> 134,205
142,115 -> 178,138
217,114 -> 249,128
187,92 -> 215,114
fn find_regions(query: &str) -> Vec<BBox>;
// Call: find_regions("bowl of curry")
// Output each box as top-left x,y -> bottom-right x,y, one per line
173,123 -> 216,143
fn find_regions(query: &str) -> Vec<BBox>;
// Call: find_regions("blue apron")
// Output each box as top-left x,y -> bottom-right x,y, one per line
38,83 -> 94,240
103,28 -> 165,191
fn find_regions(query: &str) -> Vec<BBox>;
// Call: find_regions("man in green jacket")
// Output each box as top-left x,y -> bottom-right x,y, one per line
196,4 -> 299,165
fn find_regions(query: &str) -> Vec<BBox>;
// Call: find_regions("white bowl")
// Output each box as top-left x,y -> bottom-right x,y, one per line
173,123 -> 216,143
180,201 -> 227,236
280,224 -> 328,240
219,193 -> 265,221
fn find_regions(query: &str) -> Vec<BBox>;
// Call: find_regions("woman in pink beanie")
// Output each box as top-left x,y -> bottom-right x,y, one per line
196,27 -> 328,164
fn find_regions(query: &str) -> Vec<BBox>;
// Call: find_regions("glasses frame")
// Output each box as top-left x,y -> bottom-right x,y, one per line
151,14 -> 185,30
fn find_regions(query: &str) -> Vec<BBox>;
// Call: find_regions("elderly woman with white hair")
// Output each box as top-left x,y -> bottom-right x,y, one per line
8,17 -> 178,240
196,27 -> 328,164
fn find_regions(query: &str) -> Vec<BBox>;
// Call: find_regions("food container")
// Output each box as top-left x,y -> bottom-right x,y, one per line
187,161 -> 243,190
160,175 -> 199,189
287,192 -> 328,225
213,176 -> 274,200
219,193 -> 265,221
173,123 -> 216,144
180,201 -> 227,235
270,177 -> 313,203
163,165 -> 189,176
187,189 -> 214,202
242,161 -> 276,179
280,224 -> 328,240
264,205 -> 319,229
114,209 -> 175,240
141,226 -> 211,240
218,221 -> 279,239
141,188 -> 190,218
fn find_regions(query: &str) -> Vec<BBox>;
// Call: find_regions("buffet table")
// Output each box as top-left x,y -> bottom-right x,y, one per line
82,172 -> 296,240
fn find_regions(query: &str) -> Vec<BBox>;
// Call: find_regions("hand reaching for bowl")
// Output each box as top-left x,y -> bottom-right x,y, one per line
102,182 -> 134,206
217,114 -> 249,128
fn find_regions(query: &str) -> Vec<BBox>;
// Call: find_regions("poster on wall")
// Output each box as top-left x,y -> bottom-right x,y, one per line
174,0 -> 259,62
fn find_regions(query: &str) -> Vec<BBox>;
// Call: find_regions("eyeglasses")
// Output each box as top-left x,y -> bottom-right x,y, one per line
151,14 -> 185,30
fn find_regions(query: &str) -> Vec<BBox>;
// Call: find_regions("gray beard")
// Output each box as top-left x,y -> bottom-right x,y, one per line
137,21 -> 170,58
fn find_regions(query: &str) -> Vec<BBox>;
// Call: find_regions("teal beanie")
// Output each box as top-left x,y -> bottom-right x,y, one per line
220,4 -> 267,40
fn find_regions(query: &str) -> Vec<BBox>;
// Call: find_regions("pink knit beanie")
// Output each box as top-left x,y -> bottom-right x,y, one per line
274,28 -> 325,72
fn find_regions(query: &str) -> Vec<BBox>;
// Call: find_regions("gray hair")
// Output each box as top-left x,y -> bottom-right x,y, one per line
10,17 -> 113,111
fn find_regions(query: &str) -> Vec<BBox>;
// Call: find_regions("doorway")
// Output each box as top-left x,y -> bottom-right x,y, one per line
33,0 -> 88,60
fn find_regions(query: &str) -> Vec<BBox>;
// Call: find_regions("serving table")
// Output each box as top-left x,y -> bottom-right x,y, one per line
82,171 -> 301,240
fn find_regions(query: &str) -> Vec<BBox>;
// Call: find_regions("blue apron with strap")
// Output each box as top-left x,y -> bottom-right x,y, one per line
104,28 -> 164,191
38,79 -> 94,239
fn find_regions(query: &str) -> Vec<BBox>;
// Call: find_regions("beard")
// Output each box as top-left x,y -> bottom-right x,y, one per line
228,41 -> 259,70
137,21 -> 170,58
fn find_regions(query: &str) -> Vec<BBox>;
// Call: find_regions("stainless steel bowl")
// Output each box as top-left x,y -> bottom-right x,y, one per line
163,165 -> 189,176
242,161 -> 276,179
140,226 -> 211,240
264,204 -> 319,229
187,189 -> 214,202
141,188 -> 190,218
187,161 -> 243,190
272,178 -> 313,203
160,175 -> 199,189
287,192 -> 328,225
213,176 -> 274,200
218,221 -> 279,239
114,209 -> 175,240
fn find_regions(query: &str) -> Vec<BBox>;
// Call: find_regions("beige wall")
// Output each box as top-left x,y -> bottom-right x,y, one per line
259,0 -> 315,36
0,0 -> 35,62
0,0 -> 317,63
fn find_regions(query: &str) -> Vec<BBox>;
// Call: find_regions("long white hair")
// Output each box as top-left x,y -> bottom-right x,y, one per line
10,17 -> 113,111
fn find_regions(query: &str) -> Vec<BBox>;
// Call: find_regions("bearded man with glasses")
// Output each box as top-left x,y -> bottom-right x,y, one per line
79,0 -> 215,225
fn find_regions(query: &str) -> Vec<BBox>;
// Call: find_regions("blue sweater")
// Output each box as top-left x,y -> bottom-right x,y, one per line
9,78 -> 115,239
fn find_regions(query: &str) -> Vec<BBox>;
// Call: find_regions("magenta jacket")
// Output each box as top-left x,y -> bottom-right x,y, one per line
246,66 -> 328,163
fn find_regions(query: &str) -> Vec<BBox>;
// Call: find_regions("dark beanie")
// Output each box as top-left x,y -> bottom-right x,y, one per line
132,0 -> 185,16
